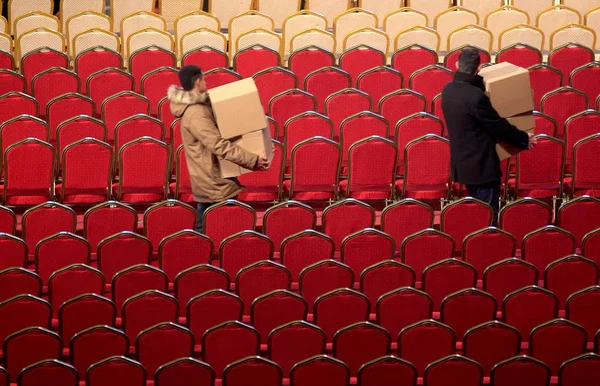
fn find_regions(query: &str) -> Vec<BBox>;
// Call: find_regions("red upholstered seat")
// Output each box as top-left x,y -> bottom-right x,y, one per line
392,44 -> 438,81
463,321 -> 520,376
75,47 -> 122,96
233,45 -> 280,79
339,45 -> 386,87
496,43 -> 543,68
253,66 -> 298,114
288,46 -> 335,92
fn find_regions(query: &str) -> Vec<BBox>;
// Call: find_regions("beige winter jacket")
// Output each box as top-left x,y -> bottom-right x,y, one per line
168,86 -> 259,203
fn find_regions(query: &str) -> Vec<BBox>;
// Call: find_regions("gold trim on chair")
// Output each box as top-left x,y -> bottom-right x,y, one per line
13,11 -> 60,42
484,5 -> 530,27
0,32 -> 13,54
158,0 -> 203,31
126,27 -> 175,60
384,7 -> 429,33
334,6 -> 379,33
406,0 -> 454,26
253,0 -> 302,29
7,0 -> 52,35
66,10 -> 112,54
16,27 -> 65,64
498,23 -> 545,51
179,27 -> 227,56
433,6 -> 480,29
290,28 -> 336,55
447,24 -> 493,53
174,10 -> 221,45
456,0 -> 504,24
282,10 -> 327,57
549,23 -> 597,51
228,10 -> 275,47
109,0 -> 154,33
343,27 -> 390,53
394,25 -> 441,52
536,4 -> 582,27
0,15 -> 8,34
235,27 -> 283,59
72,28 -> 120,58
305,0 -> 353,26
60,0 -> 106,32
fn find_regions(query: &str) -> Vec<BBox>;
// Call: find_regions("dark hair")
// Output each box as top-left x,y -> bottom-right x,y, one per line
458,48 -> 481,75
179,65 -> 203,91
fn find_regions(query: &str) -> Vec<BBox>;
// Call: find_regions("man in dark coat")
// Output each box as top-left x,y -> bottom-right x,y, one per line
442,48 -> 536,223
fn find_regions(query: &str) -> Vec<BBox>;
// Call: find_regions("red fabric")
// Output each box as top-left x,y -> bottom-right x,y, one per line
48,266 -> 104,318
290,357 -> 350,386
522,227 -> 575,275
402,231 -> 454,281
141,68 -> 179,115
559,198 -> 600,248
84,204 -> 137,254
546,257 -> 598,309
270,91 -> 317,135
339,48 -> 386,87
182,48 -> 227,71
340,113 -> 388,164
548,46 -> 594,87
267,118 -> 278,139
530,321 -> 586,375
445,49 -> 490,72
559,354 -> 600,386
0,93 -> 38,124
482,259 -> 538,305
254,68 -> 297,113
204,203 -> 256,255
490,357 -> 550,386
529,65 -> 563,111
534,113 -> 557,136
569,137 -> 600,196
19,360 -> 77,386
202,322 -> 259,377
32,69 -> 79,116
187,290 -> 242,341
314,289 -> 369,341
47,94 -> 95,142
357,68 -> 403,113
410,67 -> 453,111
4,328 -> 61,381
71,326 -> 127,378
0,208 -> 15,235
268,322 -> 325,377
57,116 -> 106,155
264,205 -> 316,253
289,48 -> 335,91
324,90 -> 371,139
400,136 -> 450,199
129,49 -> 176,93
98,233 -> 151,282
220,232 -> 273,280
333,323 -> 390,376
381,201 -> 433,252
22,205 -> 75,258
0,296 -> 51,346
145,202 -> 196,254
541,89 -> 588,138
422,260 -> 477,312
305,68 -> 351,113
236,262 -> 291,314
358,357 -> 417,386
338,183 -> 391,200
361,261 -> 414,314
252,291 -> 307,344
22,50 -> 68,94
281,232 -> 335,282
61,141 -> 112,204
432,95 -> 446,132
0,52 -> 13,71
122,292 -> 178,343
36,234 -> 90,285
441,200 -> 493,252
565,112 -> 600,163
392,46 -> 437,81
377,288 -> 432,338
0,116 -> 48,155
299,261 -> 354,308
283,113 -> 332,163
115,115 -> 163,150
322,201 -> 374,250
379,91 -> 427,132
341,231 -> 395,280
398,321 -> 455,376
463,230 -> 516,276
497,46 -> 542,68
4,140 -> 54,205
158,98 -> 175,143
503,287 -> 558,341
0,236 -> 26,270
75,49 -> 122,95
59,295 -> 116,347
175,266 -> 229,318
499,200 -> 552,246
155,358 -> 215,386
463,322 -> 520,376
343,139 -> 396,200
112,266 -> 168,316
440,290 -> 496,338
223,357 -> 282,386
583,230 -> 600,266
137,324 -> 193,377
397,114 -> 444,163
160,232 -> 211,282
204,69 -> 242,89
567,288 -> 600,342
234,48 -> 279,79
570,65 -> 600,102
118,140 -> 169,202
0,70 -> 25,95
424,357 -> 482,386
237,142 -> 283,202
101,93 -> 150,143
86,357 -> 146,386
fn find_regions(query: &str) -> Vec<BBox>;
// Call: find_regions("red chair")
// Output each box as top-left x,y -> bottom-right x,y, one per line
361,261 -> 415,314
203,68 -> 242,89
157,97 -> 175,143
304,66 -> 352,114
341,228 -> 396,281
283,137 -> 341,201
357,66 -> 404,113
534,111 -> 558,137
401,229 -> 455,282
548,43 -> 595,87
397,134 -> 450,200
0,115 -> 49,157
0,206 -> 16,236
332,322 -> 391,376
262,201 -> 317,254
422,259 -> 477,313
159,230 -> 212,283
59,294 -> 116,347
202,200 -> 256,256
440,288 -> 497,340
237,140 -> 284,202
154,358 -> 215,386
22,202 -> 76,260
251,290 -> 307,344
540,87 -> 588,138
201,321 -> 259,378
0,92 -> 39,123
0,234 -> 26,270
322,198 -> 375,251
444,45 -> 491,72
0,69 -> 25,94
74,47 -> 122,96
440,197 -> 493,252
97,232 -> 152,283
17,359 -> 77,386
114,114 -> 164,151
83,201 -> 137,256
339,45 -> 386,87
283,112 -> 333,166
236,261 -> 292,315
498,198 -> 553,246
568,133 -> 600,197
529,64 -> 563,111
314,288 -> 370,342
502,286 -> 559,342
59,139 -> 113,204
48,264 -> 104,318
122,290 -> 178,344
70,326 -> 127,379
253,66 -> 298,113
233,45 -> 280,79
288,46 -> 336,91
181,46 -> 228,71
381,199 -> 434,254
424,355 -> 483,386
324,88 -> 372,140
376,287 -> 433,339
565,110 -> 600,169
86,68 -> 133,112
101,91 -> 150,144
489,356 -> 550,386
559,353 -> 600,386
143,199 -> 196,255
220,231 -> 273,281
569,62 -> 600,102
530,319 -> 587,375
140,67 -> 178,116
35,233 -> 91,286
462,228 -> 516,278
20,48 -> 68,93
85,356 -> 146,386
340,136 -> 397,200
566,286 -> 600,342
222,356 -> 282,386
169,145 -> 194,202
0,294 -> 51,347
3,139 -> 55,205
0,51 -> 12,70
521,226 -> 576,277
186,289 -> 243,342
483,258 -> 539,306
31,68 -> 80,118
268,321 -> 326,378
496,43 -> 543,68
398,320 -> 456,376
47,97 -> 96,143
379,89 -> 429,133
111,265 -> 168,316
3,327 -> 61,382
392,44 -> 438,80
358,356 -> 417,386
395,112 -> 444,162
115,137 -> 170,203
56,115 -> 107,159
463,321 -> 520,376
136,322 -> 193,377
269,89 -> 317,138
583,229 -> 600,266
128,46 -> 176,93
409,65 -> 453,111
545,255 -> 599,309
298,260 -> 354,309
339,111 -> 389,168
289,355 -> 350,386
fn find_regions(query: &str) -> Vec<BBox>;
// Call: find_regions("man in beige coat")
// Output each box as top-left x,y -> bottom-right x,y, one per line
169,65 -> 269,232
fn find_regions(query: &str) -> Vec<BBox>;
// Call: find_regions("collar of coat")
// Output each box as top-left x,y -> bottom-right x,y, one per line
167,85 -> 210,106
453,71 -> 485,92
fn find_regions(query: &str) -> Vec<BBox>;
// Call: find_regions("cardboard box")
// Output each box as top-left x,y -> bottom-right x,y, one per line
219,127 -> 274,178
479,62 -> 535,118
496,112 -> 535,161
209,78 -> 266,139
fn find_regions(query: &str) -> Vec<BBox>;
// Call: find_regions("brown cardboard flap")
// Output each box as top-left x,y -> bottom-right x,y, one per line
218,127 -> 272,178
497,127 -> 534,161
479,62 -> 535,118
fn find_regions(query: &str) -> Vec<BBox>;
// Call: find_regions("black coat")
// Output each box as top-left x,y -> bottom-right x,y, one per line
441,71 -> 530,186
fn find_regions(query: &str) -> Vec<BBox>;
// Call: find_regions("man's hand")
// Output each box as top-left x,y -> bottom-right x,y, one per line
255,156 -> 269,171
528,133 -> 537,150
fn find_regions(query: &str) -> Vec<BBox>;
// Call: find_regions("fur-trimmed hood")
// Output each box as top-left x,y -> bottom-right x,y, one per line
168,85 -> 210,117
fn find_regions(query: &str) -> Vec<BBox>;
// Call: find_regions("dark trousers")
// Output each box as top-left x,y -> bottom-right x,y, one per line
466,180 -> 500,226
196,202 -> 215,233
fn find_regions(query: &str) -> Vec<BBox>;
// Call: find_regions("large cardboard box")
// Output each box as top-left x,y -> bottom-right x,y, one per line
479,62 -> 535,118
496,112 -> 535,161
218,127 -> 273,178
